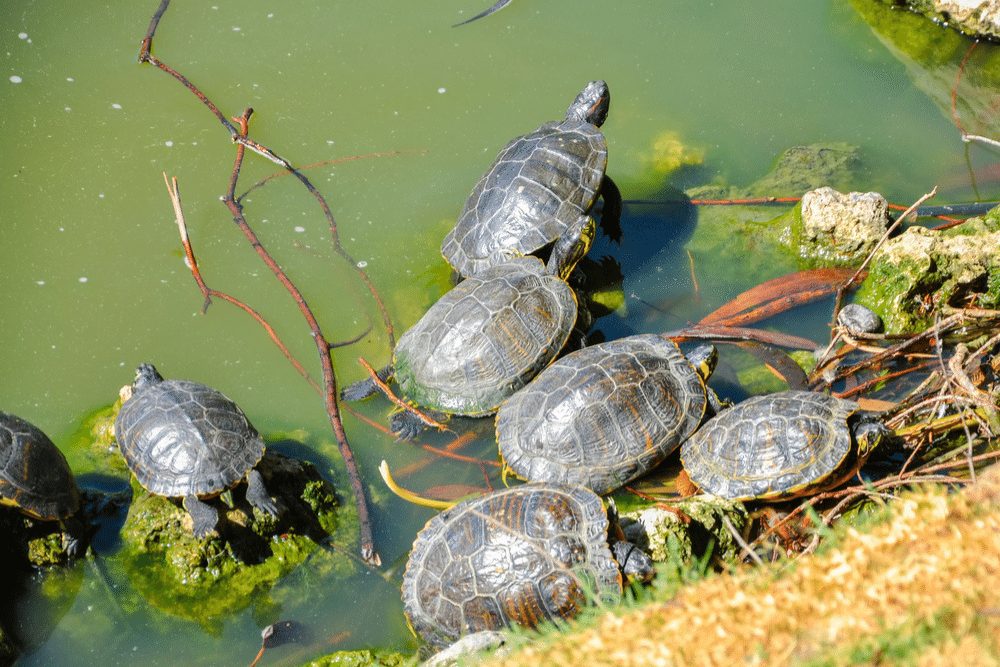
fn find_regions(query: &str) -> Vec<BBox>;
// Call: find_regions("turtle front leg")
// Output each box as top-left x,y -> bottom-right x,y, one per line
183,495 -> 219,538
245,468 -> 279,517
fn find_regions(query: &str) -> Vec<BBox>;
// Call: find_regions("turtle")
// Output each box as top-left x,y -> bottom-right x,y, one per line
401,482 -> 653,648
113,364 -> 279,537
0,412 -> 86,557
496,335 -> 719,495
679,390 -> 888,502
342,254 -> 587,439
440,80 -> 610,279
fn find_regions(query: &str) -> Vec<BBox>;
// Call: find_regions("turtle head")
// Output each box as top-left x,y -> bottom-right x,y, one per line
850,416 -> 889,458
686,344 -> 718,382
133,363 -> 164,391
566,80 -> 610,127
610,540 -> 656,583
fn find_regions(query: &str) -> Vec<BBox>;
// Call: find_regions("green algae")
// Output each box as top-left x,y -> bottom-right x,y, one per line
118,451 -> 353,629
69,400 -> 128,476
301,648 -> 411,667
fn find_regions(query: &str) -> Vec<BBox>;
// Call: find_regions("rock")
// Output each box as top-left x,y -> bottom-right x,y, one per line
854,212 -> 1000,333
887,0 -> 1000,40
797,187 -> 890,264
837,303 -> 885,335
421,631 -> 510,667
119,450 -> 353,626
620,495 -> 749,565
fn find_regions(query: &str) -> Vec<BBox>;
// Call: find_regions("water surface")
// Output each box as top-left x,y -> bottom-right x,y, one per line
1,1 -> 996,663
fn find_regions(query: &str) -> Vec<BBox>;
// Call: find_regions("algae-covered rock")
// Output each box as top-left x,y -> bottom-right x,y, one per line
72,401 -> 129,476
684,143 -> 865,293
619,495 -> 749,564
854,214 -> 1000,332
796,187 -> 890,264
882,0 -> 1000,40
0,489 -> 114,569
688,143 -> 861,202
120,450 -> 351,626
302,648 -> 409,667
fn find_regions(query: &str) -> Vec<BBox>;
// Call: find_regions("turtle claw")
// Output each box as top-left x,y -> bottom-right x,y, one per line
246,469 -> 279,518
63,534 -> 83,559
61,516 -> 87,559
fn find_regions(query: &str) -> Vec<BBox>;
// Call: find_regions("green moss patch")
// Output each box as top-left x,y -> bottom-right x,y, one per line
119,451 -> 354,626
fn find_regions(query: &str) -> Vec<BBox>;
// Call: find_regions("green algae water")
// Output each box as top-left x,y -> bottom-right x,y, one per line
1,0 -> 998,663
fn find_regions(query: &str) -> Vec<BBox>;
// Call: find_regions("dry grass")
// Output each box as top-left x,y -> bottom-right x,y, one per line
488,465 -> 1000,666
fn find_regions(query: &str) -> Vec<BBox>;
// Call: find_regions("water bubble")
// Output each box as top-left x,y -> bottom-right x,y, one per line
9,75 -> 23,84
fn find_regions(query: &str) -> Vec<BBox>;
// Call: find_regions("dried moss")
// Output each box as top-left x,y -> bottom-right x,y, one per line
487,465 -> 1000,666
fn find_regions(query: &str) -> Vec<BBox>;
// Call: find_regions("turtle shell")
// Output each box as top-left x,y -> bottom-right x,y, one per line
441,117 -> 607,278
114,377 -> 265,498
496,335 -> 708,494
680,390 -> 860,501
0,412 -> 80,521
401,482 -> 622,648
393,256 -> 577,417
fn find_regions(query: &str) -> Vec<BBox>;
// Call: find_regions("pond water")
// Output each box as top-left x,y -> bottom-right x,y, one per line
1,0 -> 997,664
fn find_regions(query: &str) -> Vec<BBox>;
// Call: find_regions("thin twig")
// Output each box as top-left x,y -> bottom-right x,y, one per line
357,357 -> 450,434
722,515 -> 763,566
162,173 -> 322,391
222,109 -> 380,565
140,0 -> 395,565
